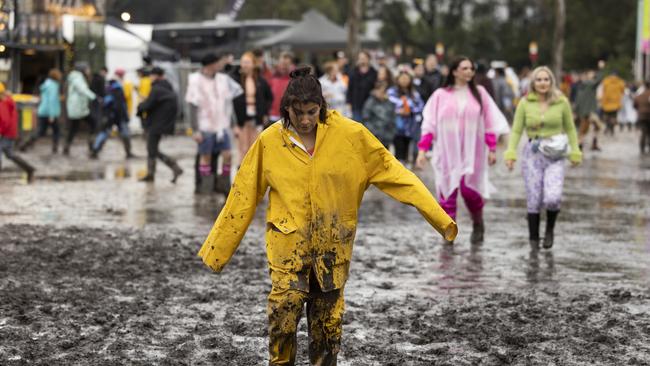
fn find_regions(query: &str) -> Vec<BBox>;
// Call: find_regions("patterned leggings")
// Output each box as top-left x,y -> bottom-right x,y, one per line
522,142 -> 566,213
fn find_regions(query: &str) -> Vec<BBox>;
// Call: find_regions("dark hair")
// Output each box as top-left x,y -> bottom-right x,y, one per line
443,56 -> 482,111
377,65 -> 394,87
201,52 -> 224,66
395,70 -> 414,96
280,66 -> 328,127
151,66 -> 165,76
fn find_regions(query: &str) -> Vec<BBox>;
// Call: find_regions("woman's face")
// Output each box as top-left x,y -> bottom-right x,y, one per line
378,67 -> 388,81
328,64 -> 339,78
240,55 -> 255,75
397,73 -> 411,89
453,60 -> 475,84
288,102 -> 320,135
534,70 -> 552,94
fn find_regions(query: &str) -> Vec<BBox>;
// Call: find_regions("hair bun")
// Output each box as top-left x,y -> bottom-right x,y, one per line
290,66 -> 313,79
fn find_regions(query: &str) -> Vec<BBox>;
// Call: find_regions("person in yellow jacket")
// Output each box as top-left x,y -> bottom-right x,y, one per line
600,73 -> 625,136
198,66 -> 457,366
114,68 -> 134,117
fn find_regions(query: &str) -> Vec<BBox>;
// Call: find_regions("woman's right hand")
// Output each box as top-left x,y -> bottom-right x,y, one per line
416,150 -> 428,169
505,159 -> 515,171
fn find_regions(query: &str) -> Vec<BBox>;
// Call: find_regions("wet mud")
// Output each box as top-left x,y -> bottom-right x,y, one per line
1,224 -> 650,365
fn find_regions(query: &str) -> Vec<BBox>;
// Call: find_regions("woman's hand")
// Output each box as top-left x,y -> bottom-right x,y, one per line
488,151 -> 497,166
505,159 -> 515,171
192,132 -> 203,143
571,160 -> 580,167
416,150 -> 428,169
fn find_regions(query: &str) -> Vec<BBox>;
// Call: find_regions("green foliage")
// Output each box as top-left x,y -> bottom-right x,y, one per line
376,0 -> 636,76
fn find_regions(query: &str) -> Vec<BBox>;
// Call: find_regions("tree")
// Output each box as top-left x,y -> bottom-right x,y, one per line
347,0 -> 362,61
552,0 -> 565,78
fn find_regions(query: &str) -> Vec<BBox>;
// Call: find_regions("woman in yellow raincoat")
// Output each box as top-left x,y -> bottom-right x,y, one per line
198,66 -> 457,366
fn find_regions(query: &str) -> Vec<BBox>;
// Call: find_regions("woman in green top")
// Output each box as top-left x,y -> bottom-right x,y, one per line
504,66 -> 582,249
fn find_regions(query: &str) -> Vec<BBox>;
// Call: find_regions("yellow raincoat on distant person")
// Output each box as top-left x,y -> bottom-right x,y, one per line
198,110 -> 457,292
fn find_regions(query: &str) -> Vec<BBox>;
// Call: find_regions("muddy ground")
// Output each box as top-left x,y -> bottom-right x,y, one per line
1,224 -> 650,366
1,130 -> 650,365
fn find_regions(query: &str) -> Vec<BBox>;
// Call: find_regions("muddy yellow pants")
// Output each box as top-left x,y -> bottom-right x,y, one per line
267,271 -> 344,366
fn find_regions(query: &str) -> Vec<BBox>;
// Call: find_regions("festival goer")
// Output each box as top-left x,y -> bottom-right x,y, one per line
634,80 -> 650,154
601,71 -> 626,136
198,66 -> 457,366
413,60 -> 433,102
0,82 -> 35,182
346,50 -> 377,122
231,51 -> 273,165
423,54 -> 443,93
20,69 -> 62,153
63,63 -> 97,156
574,61 -> 605,151
114,68 -> 134,118
388,70 -> 424,163
137,67 -> 183,183
362,81 -> 395,148
504,66 -> 582,249
268,52 -> 295,122
416,56 -> 499,245
90,78 -> 133,159
186,53 -> 242,194
319,61 -> 348,117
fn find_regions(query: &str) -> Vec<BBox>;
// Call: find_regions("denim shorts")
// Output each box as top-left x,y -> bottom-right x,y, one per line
198,132 -> 231,155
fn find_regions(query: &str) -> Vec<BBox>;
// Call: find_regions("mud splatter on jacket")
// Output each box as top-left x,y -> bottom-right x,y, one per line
198,110 -> 457,292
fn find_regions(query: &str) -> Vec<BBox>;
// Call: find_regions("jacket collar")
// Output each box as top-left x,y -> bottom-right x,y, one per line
278,112 -> 333,164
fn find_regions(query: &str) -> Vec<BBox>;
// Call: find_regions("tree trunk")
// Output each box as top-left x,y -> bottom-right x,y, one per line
347,0 -> 362,62
552,0 -> 565,78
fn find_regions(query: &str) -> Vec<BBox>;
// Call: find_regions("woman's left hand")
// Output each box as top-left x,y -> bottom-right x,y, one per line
571,160 -> 580,167
488,151 -> 497,166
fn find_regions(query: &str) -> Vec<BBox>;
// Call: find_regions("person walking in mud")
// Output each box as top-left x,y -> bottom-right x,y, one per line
137,67 -> 183,183
415,56 -> 500,245
185,52 -> 242,194
504,66 -> 582,249
19,69 -> 63,153
198,66 -> 457,366
62,63 -> 97,156
90,77 -> 134,159
0,82 -> 36,182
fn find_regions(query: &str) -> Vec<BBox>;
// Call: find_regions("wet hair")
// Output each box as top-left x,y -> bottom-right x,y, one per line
48,68 -> 62,82
280,66 -> 328,127
443,56 -> 482,111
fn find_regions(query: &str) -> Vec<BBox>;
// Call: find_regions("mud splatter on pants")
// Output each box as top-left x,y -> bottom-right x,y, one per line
267,270 -> 344,366
438,177 -> 484,221
522,142 -> 566,213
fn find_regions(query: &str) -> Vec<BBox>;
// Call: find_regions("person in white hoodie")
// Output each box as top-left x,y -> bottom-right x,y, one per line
186,52 -> 242,194
319,61 -> 349,117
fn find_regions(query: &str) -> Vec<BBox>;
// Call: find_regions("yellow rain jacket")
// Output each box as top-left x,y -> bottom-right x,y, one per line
600,75 -> 625,112
198,110 -> 457,292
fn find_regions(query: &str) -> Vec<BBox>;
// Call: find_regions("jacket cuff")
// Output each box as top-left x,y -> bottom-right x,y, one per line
569,150 -> 582,163
504,149 -> 517,161
417,133 -> 434,151
485,132 -> 497,151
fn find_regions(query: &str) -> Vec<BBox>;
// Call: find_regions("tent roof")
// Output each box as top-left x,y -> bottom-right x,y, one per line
255,9 -> 378,50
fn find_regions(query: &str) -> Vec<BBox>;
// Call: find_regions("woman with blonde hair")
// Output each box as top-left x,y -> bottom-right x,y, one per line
504,66 -> 582,249
231,51 -> 273,164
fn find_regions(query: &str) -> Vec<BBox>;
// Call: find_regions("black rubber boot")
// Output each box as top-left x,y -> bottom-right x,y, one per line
543,210 -> 559,249
470,219 -> 484,244
18,136 -> 36,152
122,137 -> 135,159
9,154 -> 36,183
528,213 -> 541,249
139,158 -> 156,182
159,154 -> 183,184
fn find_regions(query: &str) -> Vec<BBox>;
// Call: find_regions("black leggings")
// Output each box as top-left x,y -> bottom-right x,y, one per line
393,135 -> 411,161
66,117 -> 95,146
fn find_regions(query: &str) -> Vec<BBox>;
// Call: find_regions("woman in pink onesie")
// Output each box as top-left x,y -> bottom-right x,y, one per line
416,56 -> 497,244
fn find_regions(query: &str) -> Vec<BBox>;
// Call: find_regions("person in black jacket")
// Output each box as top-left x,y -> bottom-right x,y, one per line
136,67 -> 183,183
231,51 -> 273,165
90,78 -> 134,159
346,50 -> 377,122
